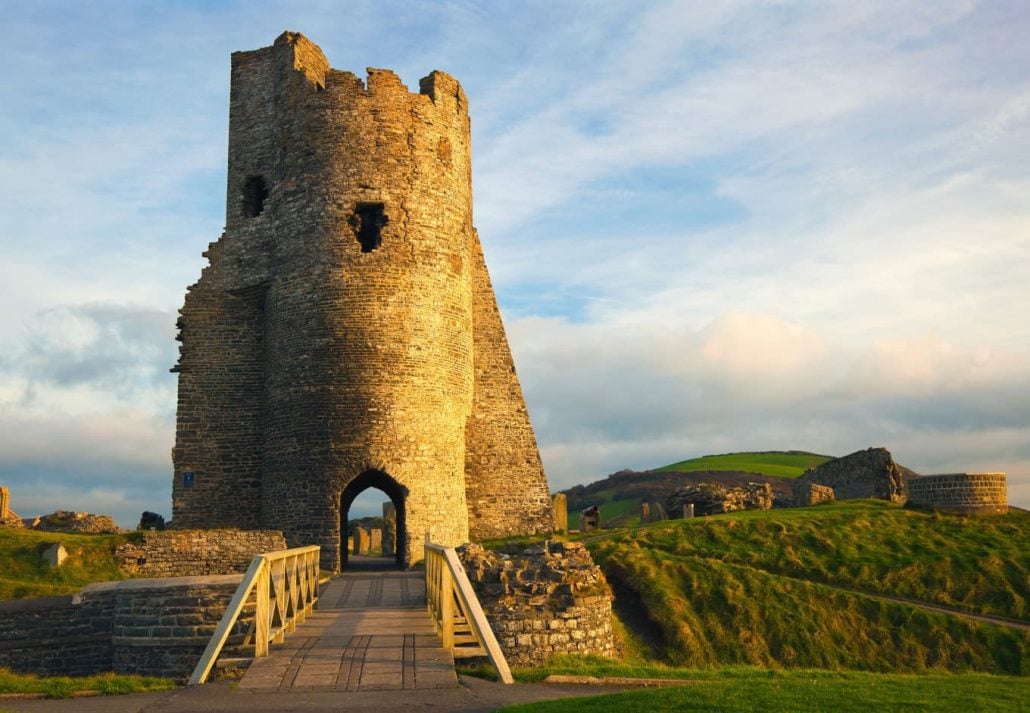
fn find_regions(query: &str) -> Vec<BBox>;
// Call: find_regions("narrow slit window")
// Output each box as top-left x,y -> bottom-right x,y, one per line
242,175 -> 268,218
352,203 -> 388,252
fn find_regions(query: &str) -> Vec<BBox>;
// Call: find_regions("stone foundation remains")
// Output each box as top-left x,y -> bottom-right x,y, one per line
907,473 -> 1007,514
458,541 -> 614,667
114,529 -> 286,578
0,576 -> 250,678
794,482 -> 836,506
667,481 -> 773,516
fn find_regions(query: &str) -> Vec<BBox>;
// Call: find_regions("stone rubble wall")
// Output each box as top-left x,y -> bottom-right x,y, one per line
0,575 -> 250,678
793,482 -> 836,506
459,541 -> 614,667
666,482 -> 774,517
115,529 -> 286,577
907,473 -> 1008,514
795,447 -> 908,503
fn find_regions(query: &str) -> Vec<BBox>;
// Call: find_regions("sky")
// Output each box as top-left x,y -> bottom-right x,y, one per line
1,0 -> 1028,526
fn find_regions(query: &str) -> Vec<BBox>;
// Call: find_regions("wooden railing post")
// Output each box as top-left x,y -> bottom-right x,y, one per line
440,558 -> 454,649
254,563 -> 270,658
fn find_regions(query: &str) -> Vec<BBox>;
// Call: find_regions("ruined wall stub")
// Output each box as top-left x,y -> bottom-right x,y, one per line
552,493 -> 568,534
382,502 -> 396,557
171,32 -> 554,571
354,528 -> 370,556
0,487 -> 9,519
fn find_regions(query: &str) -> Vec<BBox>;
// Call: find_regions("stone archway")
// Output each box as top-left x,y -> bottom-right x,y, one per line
340,469 -> 407,569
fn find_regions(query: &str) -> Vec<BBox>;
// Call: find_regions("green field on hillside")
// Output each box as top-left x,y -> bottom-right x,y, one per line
498,667 -> 1028,712
657,451 -> 832,477
0,528 -> 131,599
585,501 -> 1030,674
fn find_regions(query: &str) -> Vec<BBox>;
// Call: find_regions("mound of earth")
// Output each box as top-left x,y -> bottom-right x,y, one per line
34,510 -> 121,534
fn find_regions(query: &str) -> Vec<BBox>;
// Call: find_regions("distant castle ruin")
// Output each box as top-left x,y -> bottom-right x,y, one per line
171,32 -> 554,570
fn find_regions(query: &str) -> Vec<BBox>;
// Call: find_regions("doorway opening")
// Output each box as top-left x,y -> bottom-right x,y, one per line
340,469 -> 406,570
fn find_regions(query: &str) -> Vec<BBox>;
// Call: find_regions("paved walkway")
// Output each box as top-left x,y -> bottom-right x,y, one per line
237,569 -> 458,693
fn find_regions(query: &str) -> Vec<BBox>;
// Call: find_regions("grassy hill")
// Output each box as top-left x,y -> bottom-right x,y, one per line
585,501 -> 1030,674
657,450 -> 832,477
0,527 -> 131,599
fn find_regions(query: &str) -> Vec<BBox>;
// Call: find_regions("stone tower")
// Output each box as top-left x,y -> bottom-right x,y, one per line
171,32 -> 554,570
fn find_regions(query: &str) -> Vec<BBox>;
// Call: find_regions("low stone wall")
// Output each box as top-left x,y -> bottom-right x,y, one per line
116,529 -> 286,577
907,473 -> 1007,514
0,594 -> 116,676
459,541 -> 614,667
0,575 -> 249,678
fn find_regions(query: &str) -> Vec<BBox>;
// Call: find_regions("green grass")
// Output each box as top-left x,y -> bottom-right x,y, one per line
0,528 -> 132,599
496,667 -> 1029,712
582,502 -> 1030,674
565,490 -> 643,530
0,668 -> 175,698
606,501 -> 1030,621
657,450 -> 832,478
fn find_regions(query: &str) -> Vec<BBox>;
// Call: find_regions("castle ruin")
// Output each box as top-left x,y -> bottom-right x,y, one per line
171,32 -> 554,570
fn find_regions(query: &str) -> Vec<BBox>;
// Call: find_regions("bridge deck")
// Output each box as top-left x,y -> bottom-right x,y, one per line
237,569 -> 457,693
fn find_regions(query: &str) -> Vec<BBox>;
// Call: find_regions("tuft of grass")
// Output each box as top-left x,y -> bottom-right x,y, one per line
657,451 -> 832,478
0,668 -> 175,698
495,668 -> 1029,712
0,528 -> 132,599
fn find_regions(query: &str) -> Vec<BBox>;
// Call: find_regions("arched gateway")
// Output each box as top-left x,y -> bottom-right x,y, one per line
340,470 -> 406,568
169,32 -> 554,570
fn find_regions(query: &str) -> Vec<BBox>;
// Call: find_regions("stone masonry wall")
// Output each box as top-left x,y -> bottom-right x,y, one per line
0,576 -> 249,678
907,473 -> 1008,514
172,31 -> 553,572
0,594 -> 116,676
115,529 -> 286,577
459,541 -> 614,667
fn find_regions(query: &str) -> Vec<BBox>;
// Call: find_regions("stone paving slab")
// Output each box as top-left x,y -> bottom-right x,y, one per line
236,571 -> 456,693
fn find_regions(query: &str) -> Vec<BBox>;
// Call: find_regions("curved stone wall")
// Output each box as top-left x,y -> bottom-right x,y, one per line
907,473 -> 1007,514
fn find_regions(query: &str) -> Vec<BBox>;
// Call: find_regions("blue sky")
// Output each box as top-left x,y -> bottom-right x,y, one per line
1,0 -> 1028,525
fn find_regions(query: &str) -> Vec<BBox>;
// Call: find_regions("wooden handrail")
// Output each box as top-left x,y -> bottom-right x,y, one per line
424,541 -> 513,684
188,545 -> 320,685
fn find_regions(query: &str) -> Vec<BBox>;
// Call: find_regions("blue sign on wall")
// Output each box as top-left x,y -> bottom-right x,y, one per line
182,471 -> 195,489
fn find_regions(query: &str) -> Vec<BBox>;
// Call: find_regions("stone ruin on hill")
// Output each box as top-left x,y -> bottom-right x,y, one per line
169,32 -> 555,571
795,447 -> 908,503
666,481 -> 774,517
459,541 -> 614,666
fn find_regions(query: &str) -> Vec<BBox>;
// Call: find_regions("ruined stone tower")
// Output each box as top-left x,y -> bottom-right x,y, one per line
171,32 -> 554,570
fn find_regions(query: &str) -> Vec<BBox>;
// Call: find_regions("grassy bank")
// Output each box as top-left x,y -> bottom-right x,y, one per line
601,501 -> 1030,620
0,528 -> 131,599
583,501 -> 1029,674
0,668 -> 175,698
497,667 -> 1028,712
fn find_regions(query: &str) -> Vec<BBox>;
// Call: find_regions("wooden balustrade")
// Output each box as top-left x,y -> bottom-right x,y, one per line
424,541 -> 513,684
188,545 -> 320,685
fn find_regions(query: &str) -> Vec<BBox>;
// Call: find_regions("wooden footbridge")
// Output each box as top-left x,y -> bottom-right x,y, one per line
188,544 -> 511,693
